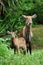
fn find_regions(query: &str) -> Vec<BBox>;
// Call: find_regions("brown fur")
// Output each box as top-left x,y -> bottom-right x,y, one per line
7,31 -> 27,54
18,25 -> 32,54
11,37 -> 27,54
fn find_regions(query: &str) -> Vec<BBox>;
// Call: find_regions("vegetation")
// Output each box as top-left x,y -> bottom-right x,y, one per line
0,0 -> 43,65
0,40 -> 43,65
32,26 -> 43,46
0,0 -> 43,32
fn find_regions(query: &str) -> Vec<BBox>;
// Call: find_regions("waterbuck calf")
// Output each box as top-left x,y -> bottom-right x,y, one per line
18,14 -> 37,54
7,31 -> 27,54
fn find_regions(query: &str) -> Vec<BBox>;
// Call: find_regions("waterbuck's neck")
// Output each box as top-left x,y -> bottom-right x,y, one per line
26,25 -> 32,33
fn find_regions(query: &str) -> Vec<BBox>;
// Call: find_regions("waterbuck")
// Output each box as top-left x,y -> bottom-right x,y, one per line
7,31 -> 27,54
18,14 -> 37,54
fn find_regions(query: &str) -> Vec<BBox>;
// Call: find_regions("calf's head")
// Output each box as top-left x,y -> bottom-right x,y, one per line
7,31 -> 17,38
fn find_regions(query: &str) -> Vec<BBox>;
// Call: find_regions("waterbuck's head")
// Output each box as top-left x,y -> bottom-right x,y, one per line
23,15 -> 32,26
7,31 -> 17,38
25,18 -> 32,26
22,14 -> 37,26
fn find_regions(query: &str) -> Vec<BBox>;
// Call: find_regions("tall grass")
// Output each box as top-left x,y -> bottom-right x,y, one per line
0,41 -> 43,65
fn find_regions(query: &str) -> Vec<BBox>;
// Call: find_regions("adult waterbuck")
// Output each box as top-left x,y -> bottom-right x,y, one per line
18,14 -> 37,54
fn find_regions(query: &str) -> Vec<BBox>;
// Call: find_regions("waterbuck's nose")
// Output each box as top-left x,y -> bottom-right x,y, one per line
27,22 -> 32,25
29,21 -> 32,25
29,22 -> 31,25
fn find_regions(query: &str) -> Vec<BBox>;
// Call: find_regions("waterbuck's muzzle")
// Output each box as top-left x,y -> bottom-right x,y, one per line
29,22 -> 32,25
26,21 -> 32,26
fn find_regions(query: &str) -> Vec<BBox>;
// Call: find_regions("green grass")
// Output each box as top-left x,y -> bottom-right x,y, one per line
0,43 -> 43,65
0,42 -> 43,65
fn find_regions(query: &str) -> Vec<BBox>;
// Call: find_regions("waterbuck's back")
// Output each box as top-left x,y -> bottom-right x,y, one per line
12,37 -> 26,47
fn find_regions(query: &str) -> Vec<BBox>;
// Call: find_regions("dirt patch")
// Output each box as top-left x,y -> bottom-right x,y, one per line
32,44 -> 43,50
33,25 -> 43,30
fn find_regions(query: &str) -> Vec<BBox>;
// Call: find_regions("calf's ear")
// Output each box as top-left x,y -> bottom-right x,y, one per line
15,30 -> 18,34
7,31 -> 10,34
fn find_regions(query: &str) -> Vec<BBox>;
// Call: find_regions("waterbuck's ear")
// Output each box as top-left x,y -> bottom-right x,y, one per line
14,30 -> 18,34
32,14 -> 37,18
22,15 -> 27,18
7,31 -> 10,34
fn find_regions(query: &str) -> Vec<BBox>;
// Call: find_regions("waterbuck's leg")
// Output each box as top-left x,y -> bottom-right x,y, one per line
24,46 -> 27,55
14,48 -> 16,54
27,43 -> 29,53
29,42 -> 32,54
14,46 -> 17,54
